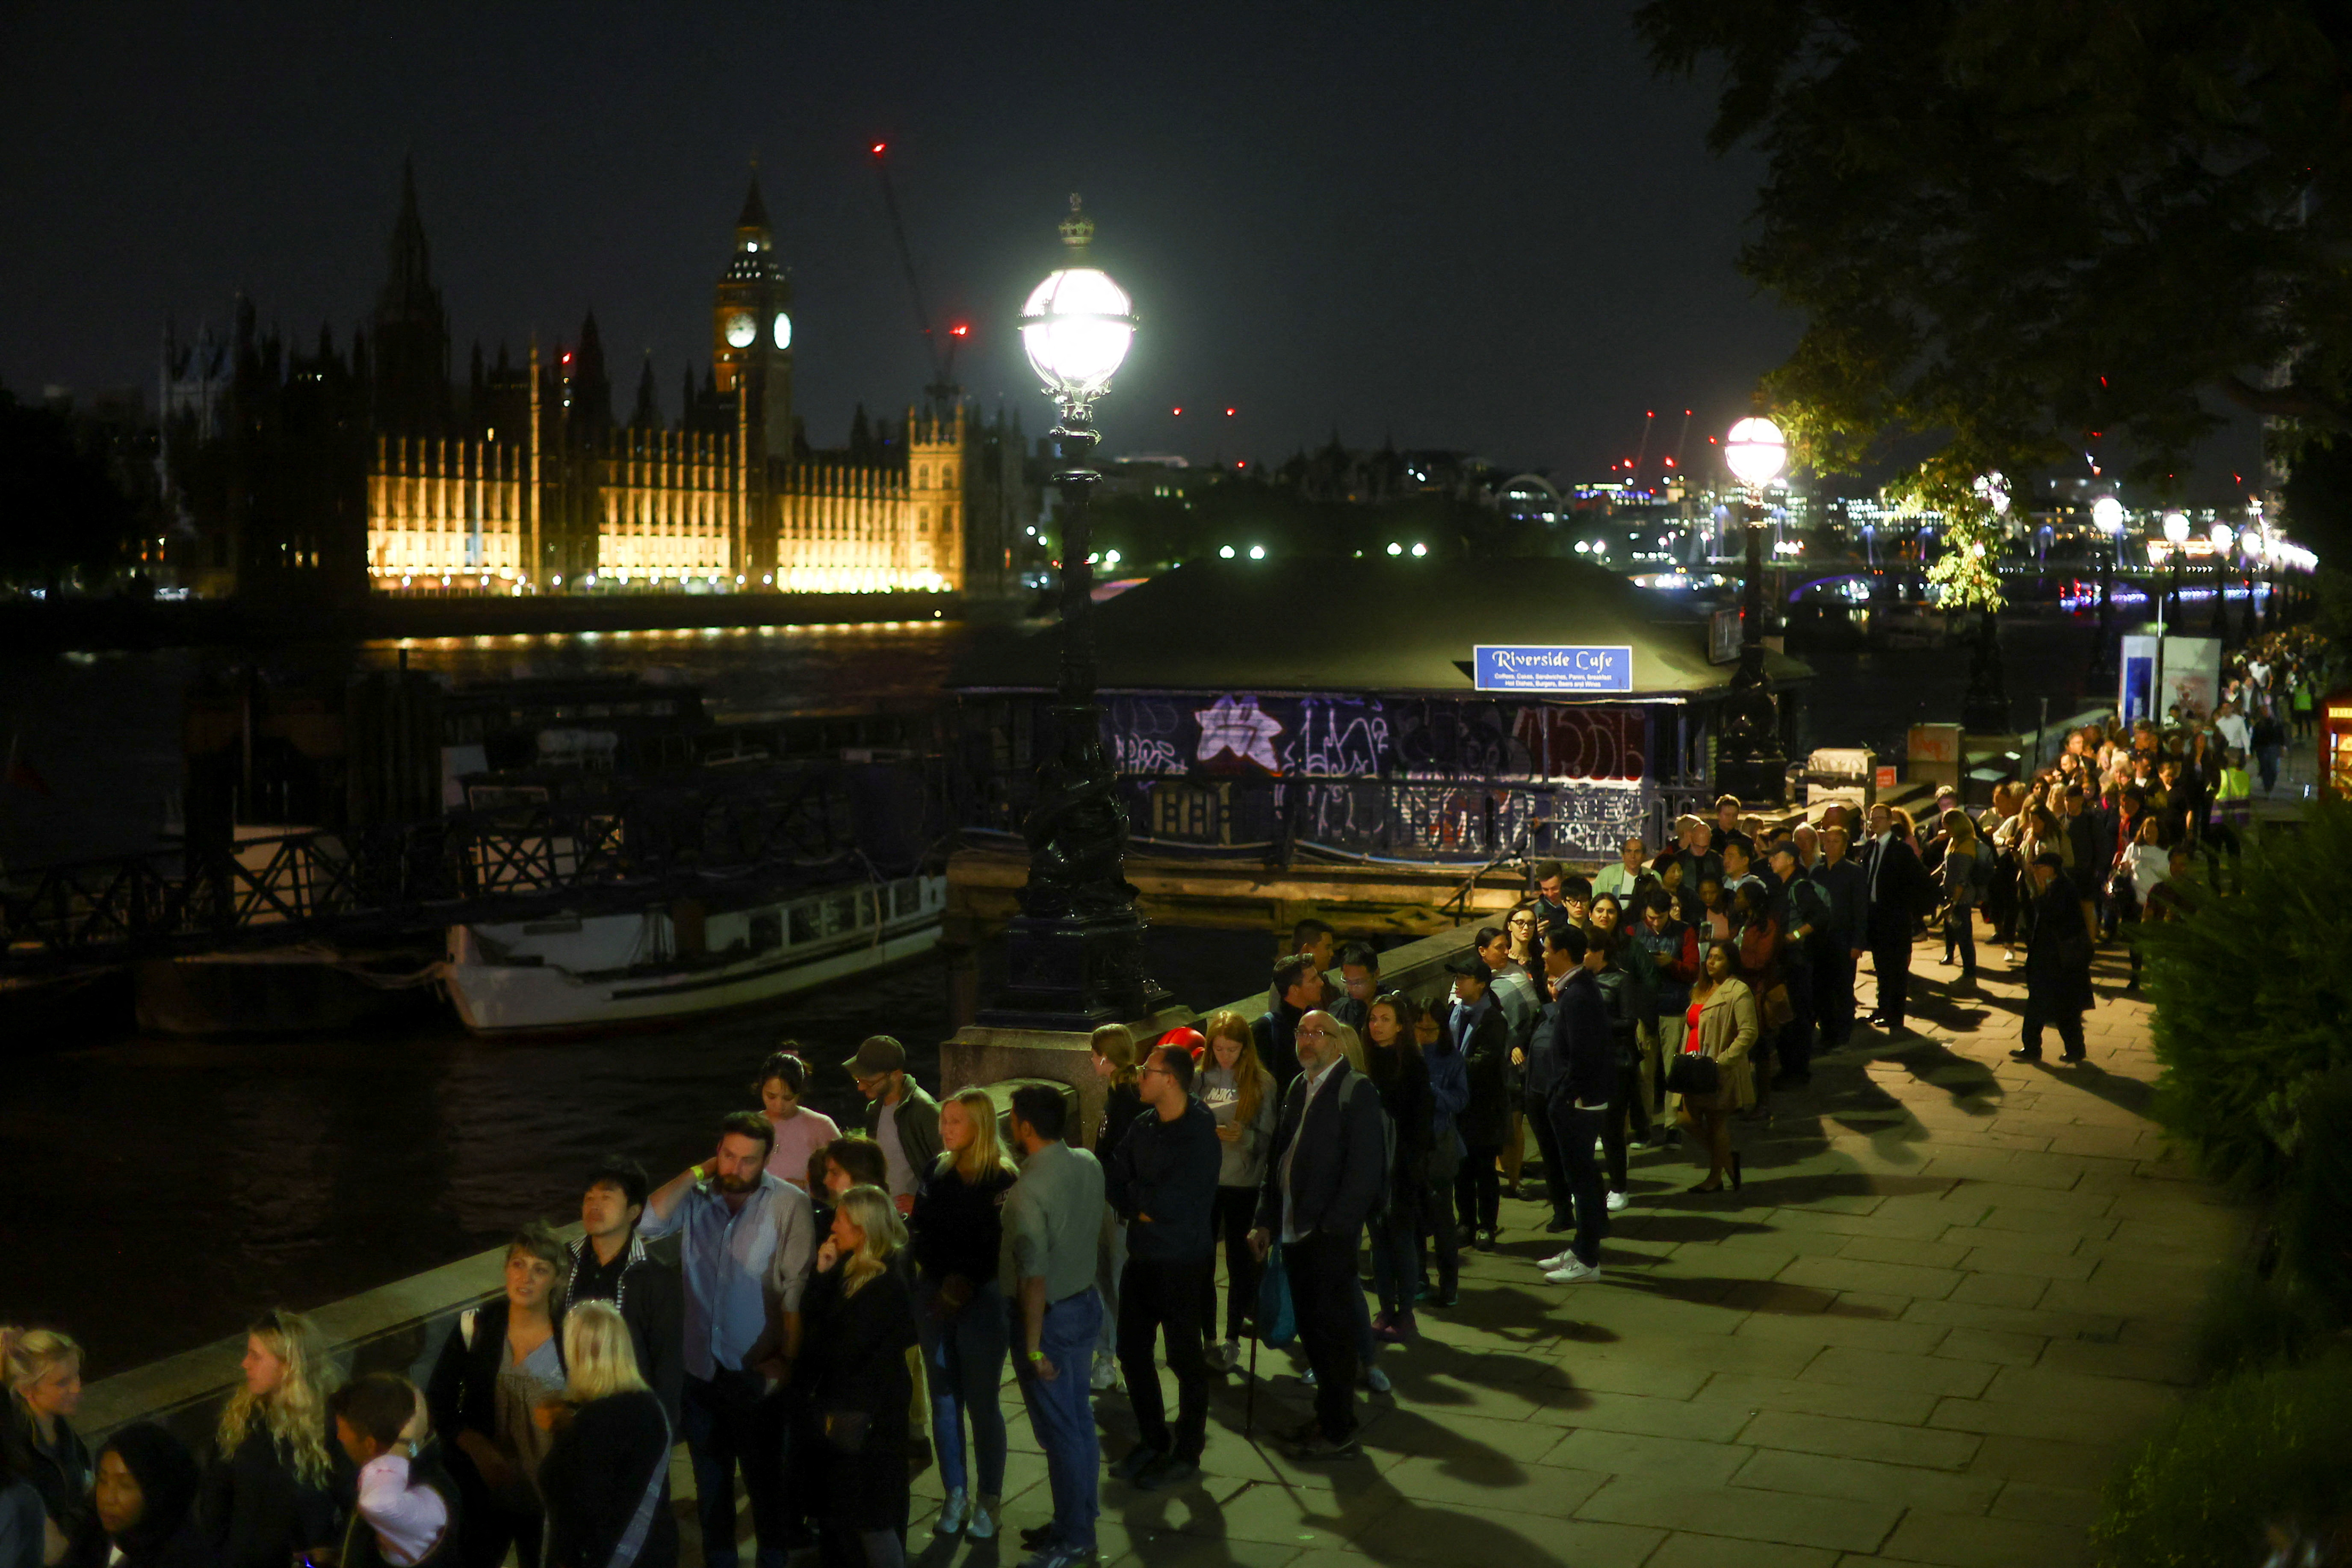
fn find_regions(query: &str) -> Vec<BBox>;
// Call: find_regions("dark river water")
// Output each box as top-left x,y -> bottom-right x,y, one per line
0,602 -> 2139,1376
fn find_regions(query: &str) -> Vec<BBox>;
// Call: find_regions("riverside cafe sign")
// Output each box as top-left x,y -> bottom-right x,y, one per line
1474,645 -> 1634,694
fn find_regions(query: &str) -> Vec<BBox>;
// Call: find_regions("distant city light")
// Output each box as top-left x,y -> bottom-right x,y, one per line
871,142 -> 886,154
1220,545 -> 1236,559
1225,407 -> 1236,416
1248,544 -> 1265,559
1386,542 -> 1402,556
1104,550 -> 1122,565
2092,497 -> 2125,533
1409,542 -> 1427,558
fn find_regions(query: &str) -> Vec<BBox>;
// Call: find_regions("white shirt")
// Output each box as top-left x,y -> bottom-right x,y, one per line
356,1453 -> 448,1568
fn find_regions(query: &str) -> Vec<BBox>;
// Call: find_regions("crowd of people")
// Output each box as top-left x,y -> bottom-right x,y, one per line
6,653 -> 2329,1568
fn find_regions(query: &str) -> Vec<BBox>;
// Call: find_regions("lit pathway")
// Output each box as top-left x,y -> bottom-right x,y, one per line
862,932 -> 2240,1568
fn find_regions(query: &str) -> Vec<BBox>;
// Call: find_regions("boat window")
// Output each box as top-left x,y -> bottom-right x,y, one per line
750,911 -> 782,952
788,902 -> 817,945
826,895 -> 857,933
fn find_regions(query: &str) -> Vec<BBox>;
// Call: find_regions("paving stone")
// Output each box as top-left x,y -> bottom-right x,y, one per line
1364,1499 -> 1664,1566
1644,1532 -> 1841,1568
1543,1427 -> 1754,1485
1931,1327 -> 2046,1368
1731,1445 -> 2005,1514
1738,1410 -> 1982,1470
1576,1474 -> 1903,1554
1958,1244 -> 2099,1280
1804,1345 -> 2000,1398
1930,1392 -> 2172,1446
1534,1386 -> 1755,1440
1962,1432 -> 2126,1490
1980,1364 -> 2185,1417
2032,1335 -> 2195,1385
1878,1508 -> 2090,1567
1938,1222 -> 2084,1253
1839,1235 -> 1974,1270
1991,1479 -> 2105,1527
1693,1371 -> 1939,1426
1376,1453 -> 1609,1513
1779,1255 -> 1965,1301
1734,1311 -> 1950,1356
1900,1296 -> 2123,1341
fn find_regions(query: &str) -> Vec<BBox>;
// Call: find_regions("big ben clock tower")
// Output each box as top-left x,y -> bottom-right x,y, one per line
713,170 -> 793,459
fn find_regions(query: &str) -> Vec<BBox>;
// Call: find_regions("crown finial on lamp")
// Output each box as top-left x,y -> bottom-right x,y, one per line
1059,193 -> 1094,254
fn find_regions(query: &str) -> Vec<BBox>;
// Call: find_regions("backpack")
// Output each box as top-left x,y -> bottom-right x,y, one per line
1966,846 -> 1994,901
1341,1071 -> 1397,1223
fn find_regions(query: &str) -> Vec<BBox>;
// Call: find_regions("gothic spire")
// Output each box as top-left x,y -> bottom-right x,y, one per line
737,166 -> 770,234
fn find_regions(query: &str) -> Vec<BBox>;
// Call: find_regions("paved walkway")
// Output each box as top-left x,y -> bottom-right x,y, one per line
849,930 -> 2240,1568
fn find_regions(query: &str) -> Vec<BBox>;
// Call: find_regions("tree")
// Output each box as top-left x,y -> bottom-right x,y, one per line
0,384 -> 140,590
1637,0 -> 2352,484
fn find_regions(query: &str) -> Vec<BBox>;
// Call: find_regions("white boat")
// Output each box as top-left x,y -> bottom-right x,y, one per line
442,874 -> 946,1035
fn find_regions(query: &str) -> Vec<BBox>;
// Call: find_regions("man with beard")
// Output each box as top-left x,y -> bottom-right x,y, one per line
2011,853 -> 2094,1065
642,1111 -> 816,1568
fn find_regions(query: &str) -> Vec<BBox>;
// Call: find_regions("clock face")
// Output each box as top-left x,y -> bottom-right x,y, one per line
772,312 -> 792,350
723,311 -> 756,348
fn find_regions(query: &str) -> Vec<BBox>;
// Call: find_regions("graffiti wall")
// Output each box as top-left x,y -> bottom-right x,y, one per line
1096,691 -> 1655,859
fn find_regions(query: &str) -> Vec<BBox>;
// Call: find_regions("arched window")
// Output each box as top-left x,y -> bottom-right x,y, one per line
918,464 -> 930,487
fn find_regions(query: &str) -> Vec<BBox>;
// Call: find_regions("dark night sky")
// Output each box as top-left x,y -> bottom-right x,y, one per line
0,3 -> 2257,494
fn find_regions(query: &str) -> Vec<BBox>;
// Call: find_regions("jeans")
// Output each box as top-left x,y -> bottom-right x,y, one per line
1095,1211 -> 1126,1361
1284,1229 -> 1362,1440
1943,905 -> 1977,974
1014,1290 -> 1101,1554
1117,1255 -> 1211,1461
919,1278 -> 1009,1500
1418,1171 -> 1459,1294
1520,1092 -> 1571,1225
1547,1102 -> 1608,1268
1454,1143 -> 1501,1234
1368,1193 -> 1421,1318
1199,1186 -> 1260,1343
681,1366 -> 787,1568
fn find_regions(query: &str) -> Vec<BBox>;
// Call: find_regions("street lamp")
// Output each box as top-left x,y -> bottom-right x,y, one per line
2161,511 -> 2190,627
981,196 -> 1163,1029
2089,496 -> 2124,672
1717,416 -> 1788,805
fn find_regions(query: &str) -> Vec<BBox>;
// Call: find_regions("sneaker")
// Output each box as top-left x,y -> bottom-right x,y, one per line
967,1498 -> 998,1541
1537,1249 -> 1574,1270
1545,1258 -> 1602,1285
1298,1366 -> 1318,1387
1475,1228 -> 1497,1251
1434,1284 -> 1460,1308
1018,1523 -> 1059,1550
1363,1364 -> 1392,1394
1605,1190 -> 1630,1214
1287,1429 -> 1362,1461
1088,1353 -> 1119,1392
2007,1048 -> 2042,1063
1019,1546 -> 1098,1568
935,1488 -> 969,1536
1207,1339 -> 1239,1372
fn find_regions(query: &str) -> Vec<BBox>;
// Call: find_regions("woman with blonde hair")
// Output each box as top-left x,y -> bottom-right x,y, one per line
1086,1022 -> 1143,1391
537,1303 -> 674,1568
201,1311 -> 346,1568
796,1187 -> 919,1568
0,1327 -> 89,1567
1195,1010 -> 1276,1371
908,1091 -> 1019,1541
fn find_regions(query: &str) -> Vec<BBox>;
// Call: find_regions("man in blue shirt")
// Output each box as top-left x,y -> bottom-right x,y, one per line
641,1111 -> 816,1568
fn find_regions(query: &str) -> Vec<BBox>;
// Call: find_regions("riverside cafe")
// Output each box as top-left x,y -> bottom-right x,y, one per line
942,555 -> 1813,866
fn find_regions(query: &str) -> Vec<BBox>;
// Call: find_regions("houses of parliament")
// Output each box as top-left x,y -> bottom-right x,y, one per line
157,165 -> 1031,603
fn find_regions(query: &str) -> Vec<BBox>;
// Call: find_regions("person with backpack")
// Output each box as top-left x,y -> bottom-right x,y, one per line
1936,809 -> 1987,986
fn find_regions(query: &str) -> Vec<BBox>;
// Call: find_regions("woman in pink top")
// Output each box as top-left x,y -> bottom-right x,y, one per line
756,1048 -> 840,1187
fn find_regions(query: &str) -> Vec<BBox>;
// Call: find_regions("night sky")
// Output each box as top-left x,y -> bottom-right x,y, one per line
0,3 -> 2264,496
0,2 -> 1803,481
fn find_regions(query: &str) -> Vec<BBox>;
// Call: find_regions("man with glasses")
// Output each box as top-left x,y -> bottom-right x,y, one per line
1104,1044 -> 1222,1491
1249,1009 -> 1388,1460
843,1035 -> 940,1216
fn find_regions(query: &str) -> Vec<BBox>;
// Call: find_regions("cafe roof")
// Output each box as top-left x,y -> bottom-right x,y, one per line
951,555 -> 1811,700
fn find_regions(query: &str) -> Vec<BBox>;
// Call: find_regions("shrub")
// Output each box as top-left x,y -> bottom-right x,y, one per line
2188,1261 -> 2329,1382
2093,1349 -> 2352,1568
2138,798 -> 2352,1198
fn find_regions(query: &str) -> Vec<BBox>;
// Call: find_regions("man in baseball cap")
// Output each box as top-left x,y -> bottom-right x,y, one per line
844,1035 -> 939,1212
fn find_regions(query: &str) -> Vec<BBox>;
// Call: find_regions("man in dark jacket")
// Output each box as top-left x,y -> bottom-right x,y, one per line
1249,1011 -> 1387,1461
1253,953 -> 1329,1093
1105,1045 -> 1223,1491
1859,805 -> 1935,1035
563,1158 -> 686,1424
1808,825 -> 1868,1049
1536,928 -> 1615,1285
1768,844 -> 1832,1087
2011,853 -> 2094,1063
1439,957 -> 1512,1250
847,1036 -> 940,1214
1520,932 -> 1580,1236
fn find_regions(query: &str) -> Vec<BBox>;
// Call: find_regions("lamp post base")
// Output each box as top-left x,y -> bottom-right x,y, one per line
977,910 -> 1173,1033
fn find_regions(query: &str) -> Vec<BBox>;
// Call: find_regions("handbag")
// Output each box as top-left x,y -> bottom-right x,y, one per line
1666,1051 -> 1721,1097
820,1409 -> 871,1455
1255,1239 -> 1297,1348
1761,984 -> 1794,1031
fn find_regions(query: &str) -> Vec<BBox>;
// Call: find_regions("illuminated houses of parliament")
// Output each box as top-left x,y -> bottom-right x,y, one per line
365,176 -> 968,595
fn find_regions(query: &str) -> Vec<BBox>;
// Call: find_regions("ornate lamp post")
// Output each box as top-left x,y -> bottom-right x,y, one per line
978,198 -> 1164,1029
2089,496 -> 2124,674
1717,416 -> 1788,805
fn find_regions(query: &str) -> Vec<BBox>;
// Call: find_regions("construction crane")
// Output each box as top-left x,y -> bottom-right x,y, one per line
869,142 -> 967,413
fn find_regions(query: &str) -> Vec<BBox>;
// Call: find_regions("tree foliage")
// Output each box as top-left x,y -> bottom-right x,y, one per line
2136,799 -> 2352,1197
1637,0 -> 2352,484
0,383 -> 142,587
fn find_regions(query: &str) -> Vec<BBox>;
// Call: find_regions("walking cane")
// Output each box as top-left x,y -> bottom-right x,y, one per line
1245,1328 -> 1257,1438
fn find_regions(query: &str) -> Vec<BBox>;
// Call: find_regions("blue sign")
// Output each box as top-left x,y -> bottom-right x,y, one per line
1473,644 -> 1634,694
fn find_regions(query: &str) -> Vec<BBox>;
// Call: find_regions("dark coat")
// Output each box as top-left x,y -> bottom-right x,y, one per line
1438,995 -> 1512,1147
1251,1001 -> 1304,1093
1253,1057 -> 1388,1239
2024,871 -> 2095,1014
1363,1045 -> 1433,1202
199,1420 -> 349,1568
538,1391 -> 676,1568
1808,857 -> 1868,951
1859,835 -> 1935,940
83,1425 -> 213,1568
425,1296 -> 560,1506
560,1234 -> 685,1426
0,1395 -> 91,1550
1105,1096 -> 1223,1261
792,1263 -> 917,1536
1545,968 -> 1617,1112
